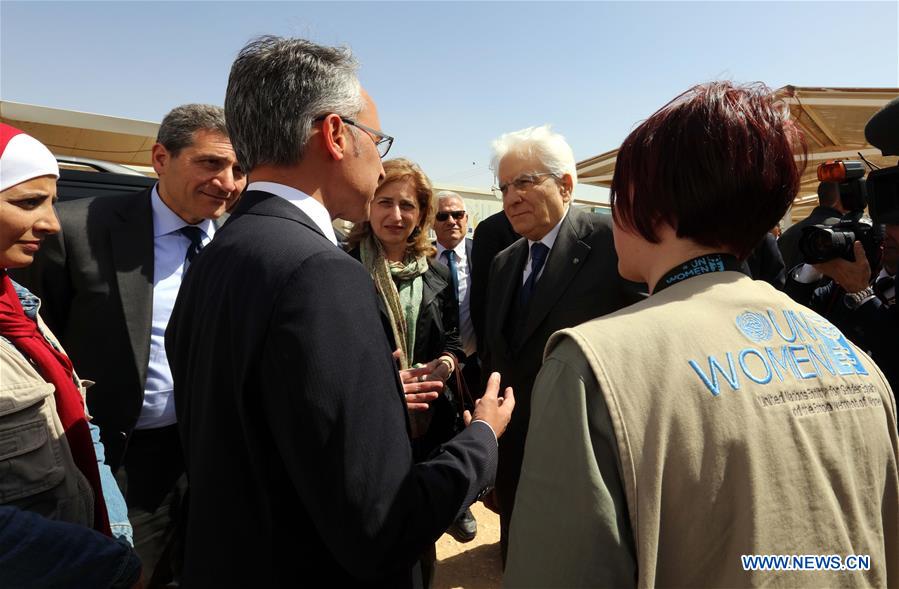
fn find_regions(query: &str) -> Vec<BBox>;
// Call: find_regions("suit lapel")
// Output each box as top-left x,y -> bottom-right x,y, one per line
520,208 -> 591,343
111,190 -> 155,386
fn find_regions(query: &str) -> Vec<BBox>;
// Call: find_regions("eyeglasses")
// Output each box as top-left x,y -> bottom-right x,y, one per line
435,210 -> 466,222
492,172 -> 558,199
315,115 -> 394,158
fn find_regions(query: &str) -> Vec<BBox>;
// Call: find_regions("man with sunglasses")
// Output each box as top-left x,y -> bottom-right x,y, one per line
433,191 -> 480,543
165,36 -> 514,587
480,125 -> 644,563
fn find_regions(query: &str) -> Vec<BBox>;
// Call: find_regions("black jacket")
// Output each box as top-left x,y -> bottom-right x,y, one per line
347,249 -> 464,365
166,190 -> 496,587
348,249 -> 465,457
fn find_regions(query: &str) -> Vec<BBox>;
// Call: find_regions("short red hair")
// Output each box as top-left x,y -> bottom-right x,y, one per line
611,81 -> 806,258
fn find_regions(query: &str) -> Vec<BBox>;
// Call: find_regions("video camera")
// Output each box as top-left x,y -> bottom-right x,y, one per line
798,96 -> 899,264
798,160 -> 882,264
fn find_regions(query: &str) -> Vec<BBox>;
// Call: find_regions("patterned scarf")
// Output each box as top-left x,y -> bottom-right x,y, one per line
360,233 -> 428,368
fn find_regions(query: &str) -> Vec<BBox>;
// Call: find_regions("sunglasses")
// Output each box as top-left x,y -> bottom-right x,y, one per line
436,210 -> 466,222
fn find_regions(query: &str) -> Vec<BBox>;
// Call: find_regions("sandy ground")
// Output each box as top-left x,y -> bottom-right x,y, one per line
433,502 -> 503,589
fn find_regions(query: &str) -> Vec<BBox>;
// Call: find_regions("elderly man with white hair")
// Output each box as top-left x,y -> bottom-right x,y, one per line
479,124 -> 643,562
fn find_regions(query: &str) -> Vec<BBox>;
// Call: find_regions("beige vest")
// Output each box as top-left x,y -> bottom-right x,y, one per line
553,272 -> 899,587
0,314 -> 94,527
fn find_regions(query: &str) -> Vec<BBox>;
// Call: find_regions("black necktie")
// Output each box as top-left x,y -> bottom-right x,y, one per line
520,242 -> 550,308
180,226 -> 206,268
443,249 -> 459,295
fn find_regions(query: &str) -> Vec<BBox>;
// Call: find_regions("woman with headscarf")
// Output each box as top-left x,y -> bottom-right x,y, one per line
0,123 -> 139,586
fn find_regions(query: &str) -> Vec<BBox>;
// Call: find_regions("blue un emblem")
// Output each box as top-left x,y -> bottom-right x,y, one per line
735,311 -> 772,343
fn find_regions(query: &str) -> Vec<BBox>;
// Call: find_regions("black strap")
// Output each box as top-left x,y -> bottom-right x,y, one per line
653,253 -> 742,294
445,352 -> 475,417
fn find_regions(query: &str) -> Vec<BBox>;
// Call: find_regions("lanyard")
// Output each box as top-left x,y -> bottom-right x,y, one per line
653,253 -> 742,294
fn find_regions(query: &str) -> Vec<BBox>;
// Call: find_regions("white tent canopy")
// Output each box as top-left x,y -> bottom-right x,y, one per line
0,100 -> 158,167
575,86 -> 899,224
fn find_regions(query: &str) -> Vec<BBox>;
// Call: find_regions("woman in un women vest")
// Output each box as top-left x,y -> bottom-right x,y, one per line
505,82 -> 898,588
0,124 -> 137,569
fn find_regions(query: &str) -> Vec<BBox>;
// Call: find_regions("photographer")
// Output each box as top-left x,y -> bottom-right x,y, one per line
778,181 -> 846,272
786,95 -> 899,391
799,224 -> 899,390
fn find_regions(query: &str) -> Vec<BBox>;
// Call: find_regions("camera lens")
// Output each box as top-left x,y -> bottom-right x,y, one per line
800,226 -> 855,263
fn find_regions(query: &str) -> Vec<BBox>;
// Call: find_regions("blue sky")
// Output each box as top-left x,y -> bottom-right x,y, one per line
2,1 -> 897,198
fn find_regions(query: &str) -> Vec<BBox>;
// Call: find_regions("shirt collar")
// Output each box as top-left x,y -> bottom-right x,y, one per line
247,181 -> 338,246
151,184 -> 214,239
527,205 -> 569,251
436,238 -> 467,259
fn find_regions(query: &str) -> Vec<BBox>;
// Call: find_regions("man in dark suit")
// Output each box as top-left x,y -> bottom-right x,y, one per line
480,124 -> 643,562
17,104 -> 246,582
777,181 -> 846,272
165,36 -> 515,587
433,190 -> 479,543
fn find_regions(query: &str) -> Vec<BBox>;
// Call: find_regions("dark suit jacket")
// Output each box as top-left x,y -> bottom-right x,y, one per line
480,207 -> 643,519
165,190 -> 497,587
470,212 -> 519,346
777,205 -> 844,272
14,189 -> 157,469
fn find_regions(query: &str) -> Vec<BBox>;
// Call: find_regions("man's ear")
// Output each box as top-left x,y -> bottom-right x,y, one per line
560,173 -> 574,202
151,143 -> 169,176
320,115 -> 349,161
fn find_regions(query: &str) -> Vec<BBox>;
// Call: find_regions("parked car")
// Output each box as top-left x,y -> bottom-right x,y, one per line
56,156 -> 154,201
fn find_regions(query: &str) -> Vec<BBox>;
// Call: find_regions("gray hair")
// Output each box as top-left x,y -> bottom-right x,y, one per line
490,124 -> 578,187
157,104 -> 228,155
436,190 -> 466,211
225,35 -> 365,172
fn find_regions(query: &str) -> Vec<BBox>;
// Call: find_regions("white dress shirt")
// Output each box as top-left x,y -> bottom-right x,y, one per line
247,181 -> 338,246
436,238 -> 476,357
137,185 -> 215,429
521,206 -> 569,284
875,268 -> 896,304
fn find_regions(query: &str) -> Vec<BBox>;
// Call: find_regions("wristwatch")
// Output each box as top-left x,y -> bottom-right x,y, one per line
843,285 -> 875,309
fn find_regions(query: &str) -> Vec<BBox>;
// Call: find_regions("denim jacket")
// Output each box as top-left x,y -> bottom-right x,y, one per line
2,280 -> 132,545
